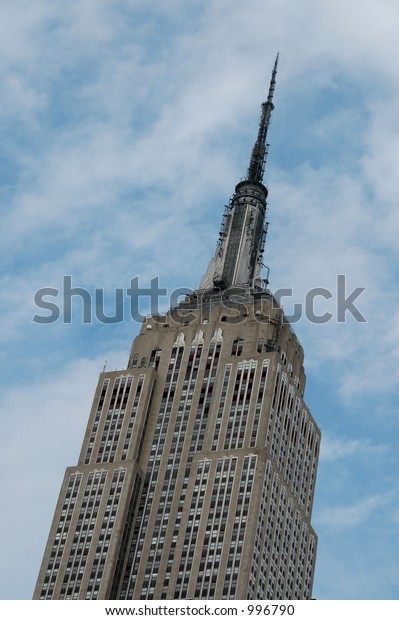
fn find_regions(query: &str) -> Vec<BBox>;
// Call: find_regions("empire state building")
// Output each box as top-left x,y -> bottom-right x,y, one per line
34,56 -> 321,601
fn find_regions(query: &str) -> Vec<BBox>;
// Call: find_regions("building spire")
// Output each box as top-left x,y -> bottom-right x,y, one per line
247,53 -> 279,185
200,56 -> 278,291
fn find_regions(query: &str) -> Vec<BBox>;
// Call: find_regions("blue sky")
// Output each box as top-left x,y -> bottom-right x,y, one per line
1,0 -> 399,600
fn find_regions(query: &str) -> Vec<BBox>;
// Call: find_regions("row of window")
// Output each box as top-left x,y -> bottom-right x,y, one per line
142,343 -> 206,597
84,375 -> 145,465
59,470 -> 108,599
120,346 -> 185,599
222,455 -> 257,599
267,365 -> 320,515
39,468 -> 128,599
173,455 -> 257,600
249,462 -> 316,599
131,333 -> 270,374
39,473 -> 83,598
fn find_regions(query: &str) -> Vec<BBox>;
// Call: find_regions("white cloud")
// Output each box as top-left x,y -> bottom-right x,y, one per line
320,435 -> 389,462
316,493 -> 391,528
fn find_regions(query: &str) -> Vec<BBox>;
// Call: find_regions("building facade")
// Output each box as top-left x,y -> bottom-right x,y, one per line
34,57 -> 321,601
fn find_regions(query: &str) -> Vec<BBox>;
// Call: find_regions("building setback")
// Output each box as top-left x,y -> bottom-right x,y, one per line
34,56 -> 321,601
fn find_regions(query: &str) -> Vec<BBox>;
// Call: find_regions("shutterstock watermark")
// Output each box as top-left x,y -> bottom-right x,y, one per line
273,274 -> 366,324
32,275 -> 367,325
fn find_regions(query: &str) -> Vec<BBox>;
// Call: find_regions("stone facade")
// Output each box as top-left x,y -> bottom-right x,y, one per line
34,293 -> 320,600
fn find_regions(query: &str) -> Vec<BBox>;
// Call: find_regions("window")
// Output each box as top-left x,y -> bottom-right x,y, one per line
231,339 -> 243,356
149,349 -> 162,370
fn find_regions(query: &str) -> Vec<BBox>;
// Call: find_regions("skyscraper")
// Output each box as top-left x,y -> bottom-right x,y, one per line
34,56 -> 321,601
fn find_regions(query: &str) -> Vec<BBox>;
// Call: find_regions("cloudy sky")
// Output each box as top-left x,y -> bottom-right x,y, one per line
1,0 -> 399,600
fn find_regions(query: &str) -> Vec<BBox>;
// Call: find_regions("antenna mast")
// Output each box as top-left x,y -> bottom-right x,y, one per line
247,53 -> 279,184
